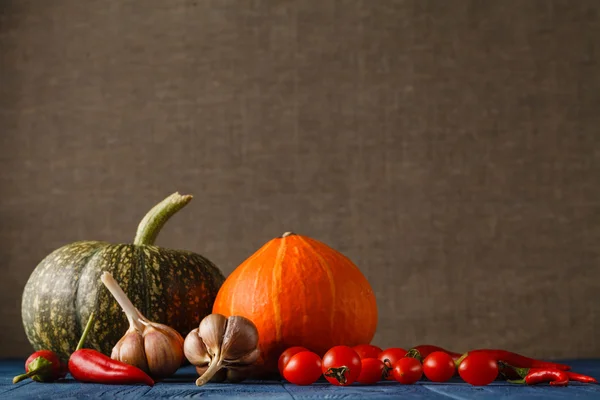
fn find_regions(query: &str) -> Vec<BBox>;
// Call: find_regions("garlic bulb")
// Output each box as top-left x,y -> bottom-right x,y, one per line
183,313 -> 260,386
101,272 -> 184,380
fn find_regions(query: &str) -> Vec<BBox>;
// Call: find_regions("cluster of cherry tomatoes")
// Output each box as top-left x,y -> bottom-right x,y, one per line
279,344 -> 497,386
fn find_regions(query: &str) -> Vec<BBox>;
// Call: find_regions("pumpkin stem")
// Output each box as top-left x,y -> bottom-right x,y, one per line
133,192 -> 193,246
281,232 -> 296,238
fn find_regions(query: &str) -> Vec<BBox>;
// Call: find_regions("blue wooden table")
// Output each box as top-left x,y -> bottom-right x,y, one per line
2,359 -> 599,399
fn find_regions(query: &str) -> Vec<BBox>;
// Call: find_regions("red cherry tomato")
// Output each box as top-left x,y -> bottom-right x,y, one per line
422,351 -> 456,382
458,353 -> 499,386
392,357 -> 423,384
353,344 -> 383,360
322,346 -> 362,386
282,351 -> 322,385
356,358 -> 385,385
278,346 -> 308,376
378,348 -> 407,380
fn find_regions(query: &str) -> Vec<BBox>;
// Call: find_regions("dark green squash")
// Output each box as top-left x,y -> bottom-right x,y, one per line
21,193 -> 225,360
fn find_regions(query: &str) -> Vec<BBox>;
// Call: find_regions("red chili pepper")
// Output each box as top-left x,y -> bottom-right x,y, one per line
469,349 -> 570,371
519,369 -> 597,384
565,371 -> 598,384
523,369 -> 569,386
69,349 -> 154,386
68,312 -> 154,386
504,365 -> 571,386
406,345 -> 462,362
13,350 -> 67,384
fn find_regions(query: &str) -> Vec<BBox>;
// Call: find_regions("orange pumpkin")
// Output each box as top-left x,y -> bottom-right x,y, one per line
212,232 -> 378,375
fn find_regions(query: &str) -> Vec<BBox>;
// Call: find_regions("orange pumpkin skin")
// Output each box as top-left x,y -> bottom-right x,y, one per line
212,232 -> 378,375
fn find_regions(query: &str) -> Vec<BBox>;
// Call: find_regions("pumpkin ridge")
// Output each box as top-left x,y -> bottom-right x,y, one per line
271,237 -> 288,343
290,247 -> 308,342
124,245 -> 147,318
70,242 -> 109,330
245,240 -> 281,316
136,245 -> 150,318
296,236 -> 336,336
74,244 -> 124,335
250,260 -> 268,315
228,240 -> 275,315
74,245 -> 111,351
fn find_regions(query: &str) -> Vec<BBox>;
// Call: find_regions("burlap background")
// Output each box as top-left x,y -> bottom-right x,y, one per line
1,0 -> 599,358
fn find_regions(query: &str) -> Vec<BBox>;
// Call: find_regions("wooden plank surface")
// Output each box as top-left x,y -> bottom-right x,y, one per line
1,359 -> 599,399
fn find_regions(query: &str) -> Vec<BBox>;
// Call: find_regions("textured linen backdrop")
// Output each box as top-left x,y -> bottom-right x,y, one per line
1,0 -> 599,358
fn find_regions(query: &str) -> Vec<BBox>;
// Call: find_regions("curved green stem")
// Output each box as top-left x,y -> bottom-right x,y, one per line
133,193 -> 193,246
76,312 -> 95,351
13,369 -> 38,384
455,352 -> 468,368
12,357 -> 52,384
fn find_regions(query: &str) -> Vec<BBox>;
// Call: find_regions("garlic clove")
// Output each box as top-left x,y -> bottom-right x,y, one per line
112,329 -> 149,373
199,314 -> 227,357
221,316 -> 259,361
183,328 -> 211,366
142,322 -> 185,380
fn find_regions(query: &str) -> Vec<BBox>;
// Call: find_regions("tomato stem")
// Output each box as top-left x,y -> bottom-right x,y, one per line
324,366 -> 350,385
405,349 -> 422,362
382,359 -> 393,379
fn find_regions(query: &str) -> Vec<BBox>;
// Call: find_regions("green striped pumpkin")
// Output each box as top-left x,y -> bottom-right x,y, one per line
21,193 -> 225,360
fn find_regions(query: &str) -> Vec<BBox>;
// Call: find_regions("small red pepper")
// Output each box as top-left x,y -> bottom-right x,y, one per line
406,345 -> 463,362
13,350 -> 67,384
507,367 -> 569,386
68,312 -> 154,386
468,349 -> 571,371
